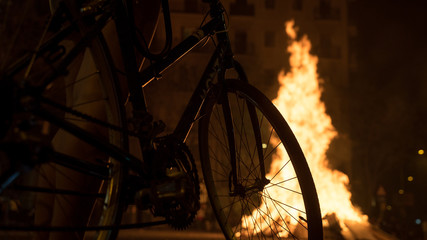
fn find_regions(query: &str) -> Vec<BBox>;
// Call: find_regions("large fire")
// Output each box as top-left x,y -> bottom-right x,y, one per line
240,20 -> 367,237
273,20 -> 366,223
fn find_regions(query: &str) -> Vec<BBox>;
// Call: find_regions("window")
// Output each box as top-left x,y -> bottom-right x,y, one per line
234,31 -> 248,54
265,0 -> 275,9
169,0 -> 184,12
292,0 -> 302,10
170,0 -> 200,13
264,69 -> 277,83
264,31 -> 275,47
314,0 -> 340,20
318,34 -> 341,59
184,0 -> 199,13
230,0 -> 255,16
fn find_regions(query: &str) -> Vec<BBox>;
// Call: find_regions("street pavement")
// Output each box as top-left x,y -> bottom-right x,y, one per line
117,228 -> 225,240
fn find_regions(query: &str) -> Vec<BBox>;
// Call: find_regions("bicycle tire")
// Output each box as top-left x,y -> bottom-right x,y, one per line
199,79 -> 323,239
0,2 -> 126,239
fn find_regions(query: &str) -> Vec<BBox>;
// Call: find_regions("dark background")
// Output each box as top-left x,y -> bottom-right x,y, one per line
344,0 -> 427,238
1,0 -> 426,239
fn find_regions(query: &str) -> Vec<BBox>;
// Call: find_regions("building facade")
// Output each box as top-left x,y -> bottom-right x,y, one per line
140,0 -> 353,229
147,0 -> 352,171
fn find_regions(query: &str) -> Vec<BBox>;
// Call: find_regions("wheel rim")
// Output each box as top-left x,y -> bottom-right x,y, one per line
200,81 -> 321,239
0,2 -> 125,238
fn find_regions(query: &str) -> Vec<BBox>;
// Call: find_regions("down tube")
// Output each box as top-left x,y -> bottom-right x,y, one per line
173,45 -> 224,142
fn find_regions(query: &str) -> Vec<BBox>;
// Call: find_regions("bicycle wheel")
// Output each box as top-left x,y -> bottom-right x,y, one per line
0,2 -> 126,239
199,79 -> 323,239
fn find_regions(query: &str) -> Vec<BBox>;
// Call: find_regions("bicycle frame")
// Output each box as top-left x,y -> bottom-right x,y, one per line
121,1 -> 234,143
113,0 -> 236,175
5,0 -> 234,181
0,2 -> 324,236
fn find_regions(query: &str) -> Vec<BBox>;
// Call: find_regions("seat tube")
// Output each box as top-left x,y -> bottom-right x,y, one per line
113,0 -> 148,113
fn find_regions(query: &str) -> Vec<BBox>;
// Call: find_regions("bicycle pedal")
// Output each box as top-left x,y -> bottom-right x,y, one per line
134,175 -> 188,210
154,175 -> 187,200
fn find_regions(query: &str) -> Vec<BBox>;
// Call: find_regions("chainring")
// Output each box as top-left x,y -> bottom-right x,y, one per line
152,139 -> 200,230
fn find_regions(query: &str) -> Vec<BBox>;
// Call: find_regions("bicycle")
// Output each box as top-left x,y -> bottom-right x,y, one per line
0,0 -> 323,239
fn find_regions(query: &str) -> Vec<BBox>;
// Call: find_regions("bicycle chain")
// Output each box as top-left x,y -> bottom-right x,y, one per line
166,142 -> 200,230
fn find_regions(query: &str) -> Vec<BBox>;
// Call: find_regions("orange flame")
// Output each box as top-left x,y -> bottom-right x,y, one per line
273,20 -> 366,223
239,20 -> 367,237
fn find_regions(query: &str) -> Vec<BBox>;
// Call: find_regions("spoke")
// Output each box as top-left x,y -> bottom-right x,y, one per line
71,97 -> 108,109
233,94 -> 255,168
209,130 -> 228,155
211,167 -> 228,179
12,185 -> 104,198
39,96 -> 130,136
241,204 -> 251,240
209,145 -> 230,179
0,3 -> 32,70
222,196 -> 240,226
265,177 -> 301,193
237,155 -> 258,187
208,128 -> 231,160
212,104 -> 229,153
218,195 -> 240,212
259,190 -> 307,219
245,195 -> 293,238
270,158 -> 292,182
212,179 -> 232,183
229,197 -> 245,239
240,160 -> 261,185
264,189 -> 299,239
65,117 -> 90,122
239,95 -> 259,178
205,87 -> 315,239
254,195 -> 279,239
263,140 -> 283,165
263,125 -> 274,157
252,113 -> 265,162
36,164 -> 77,225
262,192 -> 283,239
266,190 -> 308,235
70,71 -> 100,88
210,106 -> 226,140
45,71 -> 100,99
208,109 -> 232,162
241,198 -> 265,240
237,142 -> 284,185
